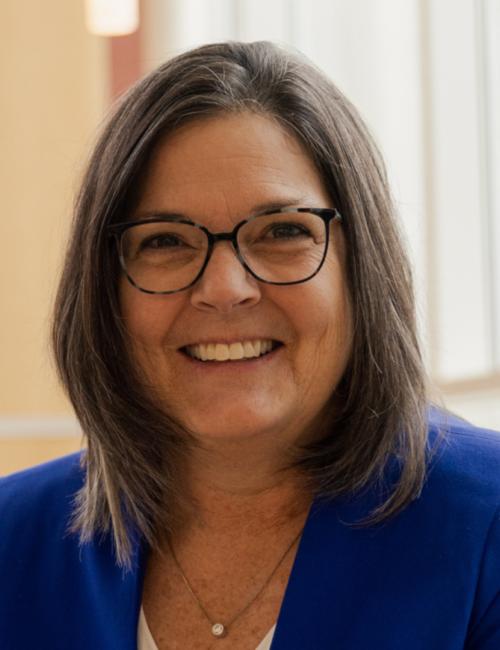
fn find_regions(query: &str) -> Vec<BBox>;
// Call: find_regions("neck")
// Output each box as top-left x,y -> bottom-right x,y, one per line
175,432 -> 315,539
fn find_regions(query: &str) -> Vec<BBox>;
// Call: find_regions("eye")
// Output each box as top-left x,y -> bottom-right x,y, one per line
266,222 -> 311,239
141,233 -> 182,249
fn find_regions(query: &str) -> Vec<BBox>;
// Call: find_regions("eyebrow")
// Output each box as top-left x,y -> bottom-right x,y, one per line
132,210 -> 195,223
132,198 -> 311,223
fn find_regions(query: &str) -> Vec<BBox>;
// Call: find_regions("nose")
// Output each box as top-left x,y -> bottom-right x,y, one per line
190,241 -> 261,313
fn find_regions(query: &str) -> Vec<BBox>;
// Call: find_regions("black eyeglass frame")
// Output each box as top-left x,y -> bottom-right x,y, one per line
108,207 -> 342,295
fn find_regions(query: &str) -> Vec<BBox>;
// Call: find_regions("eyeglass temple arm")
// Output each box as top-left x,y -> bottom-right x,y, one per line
308,208 -> 342,223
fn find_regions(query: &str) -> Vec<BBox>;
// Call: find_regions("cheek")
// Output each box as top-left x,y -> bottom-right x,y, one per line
119,286 -> 181,394
310,253 -> 352,336
119,279 -> 177,348
297,262 -> 353,377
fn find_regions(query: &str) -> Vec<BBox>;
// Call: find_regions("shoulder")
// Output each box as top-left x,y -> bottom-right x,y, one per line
430,406 -> 500,451
0,453 -> 145,648
397,409 -> 500,578
0,452 -> 85,540
427,408 -> 500,499
0,451 -> 85,504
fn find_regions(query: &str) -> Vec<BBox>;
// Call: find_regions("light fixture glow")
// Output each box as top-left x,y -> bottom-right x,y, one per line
85,0 -> 139,36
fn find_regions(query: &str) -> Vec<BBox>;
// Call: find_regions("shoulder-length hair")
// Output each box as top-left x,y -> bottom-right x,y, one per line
52,41 -> 431,568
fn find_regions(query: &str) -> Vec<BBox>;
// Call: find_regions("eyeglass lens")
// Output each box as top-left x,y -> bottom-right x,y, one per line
119,211 -> 328,293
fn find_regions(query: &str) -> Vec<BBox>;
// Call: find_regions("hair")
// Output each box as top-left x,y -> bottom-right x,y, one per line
52,40 -> 433,568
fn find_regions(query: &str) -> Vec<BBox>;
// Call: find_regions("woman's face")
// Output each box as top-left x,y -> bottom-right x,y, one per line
120,113 -> 352,447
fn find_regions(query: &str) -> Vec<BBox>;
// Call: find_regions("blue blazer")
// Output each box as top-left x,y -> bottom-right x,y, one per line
1,412 -> 500,649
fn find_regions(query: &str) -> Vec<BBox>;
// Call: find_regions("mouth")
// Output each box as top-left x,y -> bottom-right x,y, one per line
180,339 -> 282,362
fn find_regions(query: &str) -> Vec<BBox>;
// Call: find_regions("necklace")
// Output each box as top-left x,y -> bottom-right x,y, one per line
166,528 -> 303,639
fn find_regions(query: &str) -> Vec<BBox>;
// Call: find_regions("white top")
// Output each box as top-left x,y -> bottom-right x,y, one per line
137,607 -> 276,650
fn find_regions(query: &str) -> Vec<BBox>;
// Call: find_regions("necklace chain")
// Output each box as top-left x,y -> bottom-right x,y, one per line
166,527 -> 303,638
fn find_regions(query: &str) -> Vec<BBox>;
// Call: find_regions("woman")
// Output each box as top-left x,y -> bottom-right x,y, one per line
1,41 -> 500,650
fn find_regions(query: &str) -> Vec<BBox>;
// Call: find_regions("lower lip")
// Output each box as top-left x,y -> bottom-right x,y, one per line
179,345 -> 282,372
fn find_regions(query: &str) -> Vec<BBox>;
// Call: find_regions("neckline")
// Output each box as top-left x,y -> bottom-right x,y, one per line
131,499 -> 322,650
138,606 -> 276,650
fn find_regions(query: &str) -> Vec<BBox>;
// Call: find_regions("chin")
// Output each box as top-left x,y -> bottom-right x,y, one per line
183,410 -> 281,443
173,390 -> 285,439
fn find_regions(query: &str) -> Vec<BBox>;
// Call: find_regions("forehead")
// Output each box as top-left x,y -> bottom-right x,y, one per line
135,113 -> 331,221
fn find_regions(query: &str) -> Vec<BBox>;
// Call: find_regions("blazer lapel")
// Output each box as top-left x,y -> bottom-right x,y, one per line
270,498 -> 348,649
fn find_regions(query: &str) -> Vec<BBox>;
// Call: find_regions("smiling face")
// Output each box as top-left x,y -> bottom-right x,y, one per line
119,113 -> 352,449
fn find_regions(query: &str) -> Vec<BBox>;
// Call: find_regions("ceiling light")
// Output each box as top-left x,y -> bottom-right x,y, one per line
85,0 -> 139,36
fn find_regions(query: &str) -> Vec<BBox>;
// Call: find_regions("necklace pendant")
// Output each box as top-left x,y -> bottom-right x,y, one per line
212,623 -> 227,638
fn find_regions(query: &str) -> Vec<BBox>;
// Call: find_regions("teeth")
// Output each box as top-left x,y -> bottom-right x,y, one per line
186,339 -> 276,361
229,342 -> 245,360
215,343 -> 230,361
243,341 -> 256,358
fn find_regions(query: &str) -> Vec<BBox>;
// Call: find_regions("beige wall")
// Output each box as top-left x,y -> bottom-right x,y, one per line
0,0 -> 108,474
0,437 -> 83,476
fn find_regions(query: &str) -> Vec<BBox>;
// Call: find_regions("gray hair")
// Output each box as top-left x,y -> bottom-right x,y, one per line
52,41 -> 431,568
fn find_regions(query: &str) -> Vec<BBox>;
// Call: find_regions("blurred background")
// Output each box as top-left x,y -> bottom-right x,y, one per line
1,0 -> 499,475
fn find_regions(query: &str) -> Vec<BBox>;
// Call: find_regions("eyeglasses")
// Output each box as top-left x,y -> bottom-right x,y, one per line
108,207 -> 342,295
